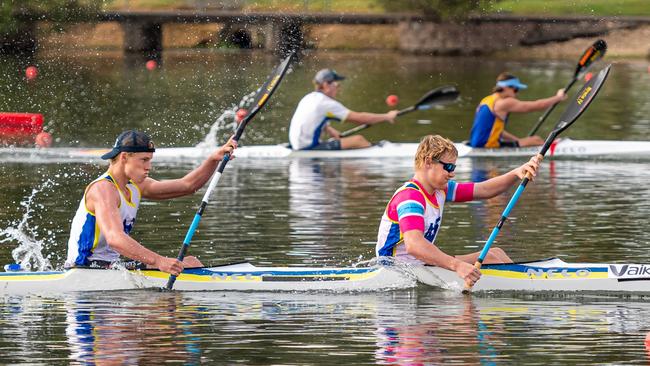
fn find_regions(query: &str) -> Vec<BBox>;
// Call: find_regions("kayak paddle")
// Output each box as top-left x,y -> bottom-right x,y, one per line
337,85 -> 460,139
164,52 -> 294,291
465,64 -> 612,293
527,39 -> 607,137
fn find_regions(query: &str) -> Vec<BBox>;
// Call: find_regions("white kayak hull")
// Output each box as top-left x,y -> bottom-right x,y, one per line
3,139 -> 650,163
2,258 -> 649,295
415,257 -> 650,294
0,262 -> 415,295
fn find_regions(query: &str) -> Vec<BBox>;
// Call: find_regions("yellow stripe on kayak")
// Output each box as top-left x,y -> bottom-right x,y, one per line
481,268 -> 609,280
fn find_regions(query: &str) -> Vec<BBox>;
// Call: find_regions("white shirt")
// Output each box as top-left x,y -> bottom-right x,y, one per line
288,91 -> 350,150
65,172 -> 141,267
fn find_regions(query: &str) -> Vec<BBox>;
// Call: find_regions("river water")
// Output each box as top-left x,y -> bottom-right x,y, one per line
0,49 -> 649,364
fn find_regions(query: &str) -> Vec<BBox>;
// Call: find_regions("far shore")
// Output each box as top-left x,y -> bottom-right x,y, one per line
34,21 -> 650,60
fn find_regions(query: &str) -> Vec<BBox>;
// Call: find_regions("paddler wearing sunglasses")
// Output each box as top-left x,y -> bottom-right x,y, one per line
376,135 -> 540,287
468,72 -> 566,148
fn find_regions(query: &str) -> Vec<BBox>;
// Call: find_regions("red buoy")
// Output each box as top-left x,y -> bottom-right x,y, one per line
145,60 -> 157,71
35,131 -> 53,148
386,94 -> 399,107
584,72 -> 593,82
25,66 -> 38,80
236,109 -> 248,122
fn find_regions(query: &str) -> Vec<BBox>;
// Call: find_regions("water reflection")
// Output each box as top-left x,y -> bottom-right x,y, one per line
0,286 -> 649,364
65,292 -> 202,364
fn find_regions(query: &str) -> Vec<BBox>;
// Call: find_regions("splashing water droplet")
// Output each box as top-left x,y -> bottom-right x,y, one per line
0,179 -> 58,271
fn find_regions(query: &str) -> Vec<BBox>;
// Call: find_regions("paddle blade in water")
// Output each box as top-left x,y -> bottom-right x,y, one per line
415,85 -> 459,108
554,64 -> 611,135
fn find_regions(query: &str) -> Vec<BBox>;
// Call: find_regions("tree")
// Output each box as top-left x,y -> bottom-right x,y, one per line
377,0 -> 496,21
0,1 -> 107,54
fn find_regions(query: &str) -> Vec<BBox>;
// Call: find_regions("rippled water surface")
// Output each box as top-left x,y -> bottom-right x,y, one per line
1,50 -> 650,364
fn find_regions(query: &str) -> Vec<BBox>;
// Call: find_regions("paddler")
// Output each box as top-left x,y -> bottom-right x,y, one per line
64,130 -> 237,276
375,135 -> 540,287
468,72 -> 566,148
288,68 -> 399,150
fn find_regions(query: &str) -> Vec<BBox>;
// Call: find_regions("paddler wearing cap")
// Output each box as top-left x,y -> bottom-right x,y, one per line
288,68 -> 399,150
64,130 -> 237,276
468,72 -> 567,148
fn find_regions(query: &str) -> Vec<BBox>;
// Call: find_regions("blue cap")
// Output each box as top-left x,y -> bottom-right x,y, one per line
496,78 -> 527,90
314,69 -> 345,84
101,130 -> 156,160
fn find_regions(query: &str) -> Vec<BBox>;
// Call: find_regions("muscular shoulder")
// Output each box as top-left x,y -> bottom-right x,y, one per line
86,179 -> 119,208
494,96 -> 517,112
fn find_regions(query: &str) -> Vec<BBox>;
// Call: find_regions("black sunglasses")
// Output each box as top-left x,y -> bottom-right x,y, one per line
431,157 -> 456,173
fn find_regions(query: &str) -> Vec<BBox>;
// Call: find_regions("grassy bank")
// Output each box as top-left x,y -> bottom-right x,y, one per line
107,0 -> 650,17
491,0 -> 650,17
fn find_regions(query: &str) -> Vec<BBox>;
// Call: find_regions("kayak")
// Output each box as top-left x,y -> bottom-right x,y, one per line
417,257 -> 650,294
2,257 -> 649,295
0,262 -> 416,295
2,138 -> 650,163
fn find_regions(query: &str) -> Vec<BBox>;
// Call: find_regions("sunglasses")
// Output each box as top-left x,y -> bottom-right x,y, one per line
431,157 -> 456,173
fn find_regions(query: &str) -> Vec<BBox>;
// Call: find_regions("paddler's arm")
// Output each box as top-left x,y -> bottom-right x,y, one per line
325,124 -> 341,139
346,110 -> 399,125
139,137 -> 237,200
403,230 -> 481,286
496,89 -> 566,114
499,130 -> 519,142
87,181 -> 184,275
473,155 -> 541,199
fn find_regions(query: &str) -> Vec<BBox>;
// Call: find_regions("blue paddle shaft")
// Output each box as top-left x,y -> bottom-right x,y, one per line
477,177 -> 530,263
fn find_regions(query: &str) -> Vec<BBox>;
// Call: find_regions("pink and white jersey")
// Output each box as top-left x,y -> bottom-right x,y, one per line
375,179 -> 474,264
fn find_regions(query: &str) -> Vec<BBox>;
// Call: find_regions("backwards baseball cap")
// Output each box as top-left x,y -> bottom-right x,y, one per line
496,77 -> 528,90
101,130 -> 156,160
313,69 -> 345,85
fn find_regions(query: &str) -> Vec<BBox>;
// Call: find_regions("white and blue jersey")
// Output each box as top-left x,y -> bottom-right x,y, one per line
288,91 -> 350,150
376,179 -> 475,265
65,172 -> 141,267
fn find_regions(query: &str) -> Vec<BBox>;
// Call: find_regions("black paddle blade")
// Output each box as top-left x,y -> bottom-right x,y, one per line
575,39 -> 607,76
554,64 -> 611,135
415,85 -> 460,109
237,52 -> 294,138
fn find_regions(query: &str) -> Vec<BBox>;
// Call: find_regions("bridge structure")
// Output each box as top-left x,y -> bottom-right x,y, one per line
96,10 -> 423,58
12,10 -> 650,59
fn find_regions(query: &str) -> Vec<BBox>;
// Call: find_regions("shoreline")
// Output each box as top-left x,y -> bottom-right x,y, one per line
30,21 -> 650,60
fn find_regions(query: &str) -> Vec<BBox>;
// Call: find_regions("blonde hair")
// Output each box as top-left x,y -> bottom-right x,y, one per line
414,135 -> 457,169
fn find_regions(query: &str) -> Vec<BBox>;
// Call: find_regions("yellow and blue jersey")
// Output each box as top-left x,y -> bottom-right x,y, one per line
469,94 -> 509,148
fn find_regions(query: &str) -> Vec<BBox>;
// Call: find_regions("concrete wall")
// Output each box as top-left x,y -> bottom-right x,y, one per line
398,16 -> 642,55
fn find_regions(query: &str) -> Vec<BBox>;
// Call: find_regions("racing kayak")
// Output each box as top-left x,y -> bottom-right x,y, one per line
2,258 -> 649,295
0,262 -> 416,295
2,138 -> 650,163
417,257 -> 650,293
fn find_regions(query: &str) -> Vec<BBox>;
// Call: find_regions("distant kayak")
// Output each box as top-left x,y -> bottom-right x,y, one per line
2,138 -> 650,163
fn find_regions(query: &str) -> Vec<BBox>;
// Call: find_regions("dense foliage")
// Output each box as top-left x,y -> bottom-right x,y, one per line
0,1 -> 106,35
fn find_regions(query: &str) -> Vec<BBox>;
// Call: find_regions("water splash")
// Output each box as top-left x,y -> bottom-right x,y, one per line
0,180 -> 57,271
196,90 -> 257,150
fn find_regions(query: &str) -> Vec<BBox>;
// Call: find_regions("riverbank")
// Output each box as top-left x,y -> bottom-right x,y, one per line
36,20 -> 650,60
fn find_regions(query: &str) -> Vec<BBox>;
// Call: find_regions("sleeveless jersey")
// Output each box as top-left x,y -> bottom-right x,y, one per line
375,179 -> 474,265
469,93 -> 509,148
65,172 -> 141,267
